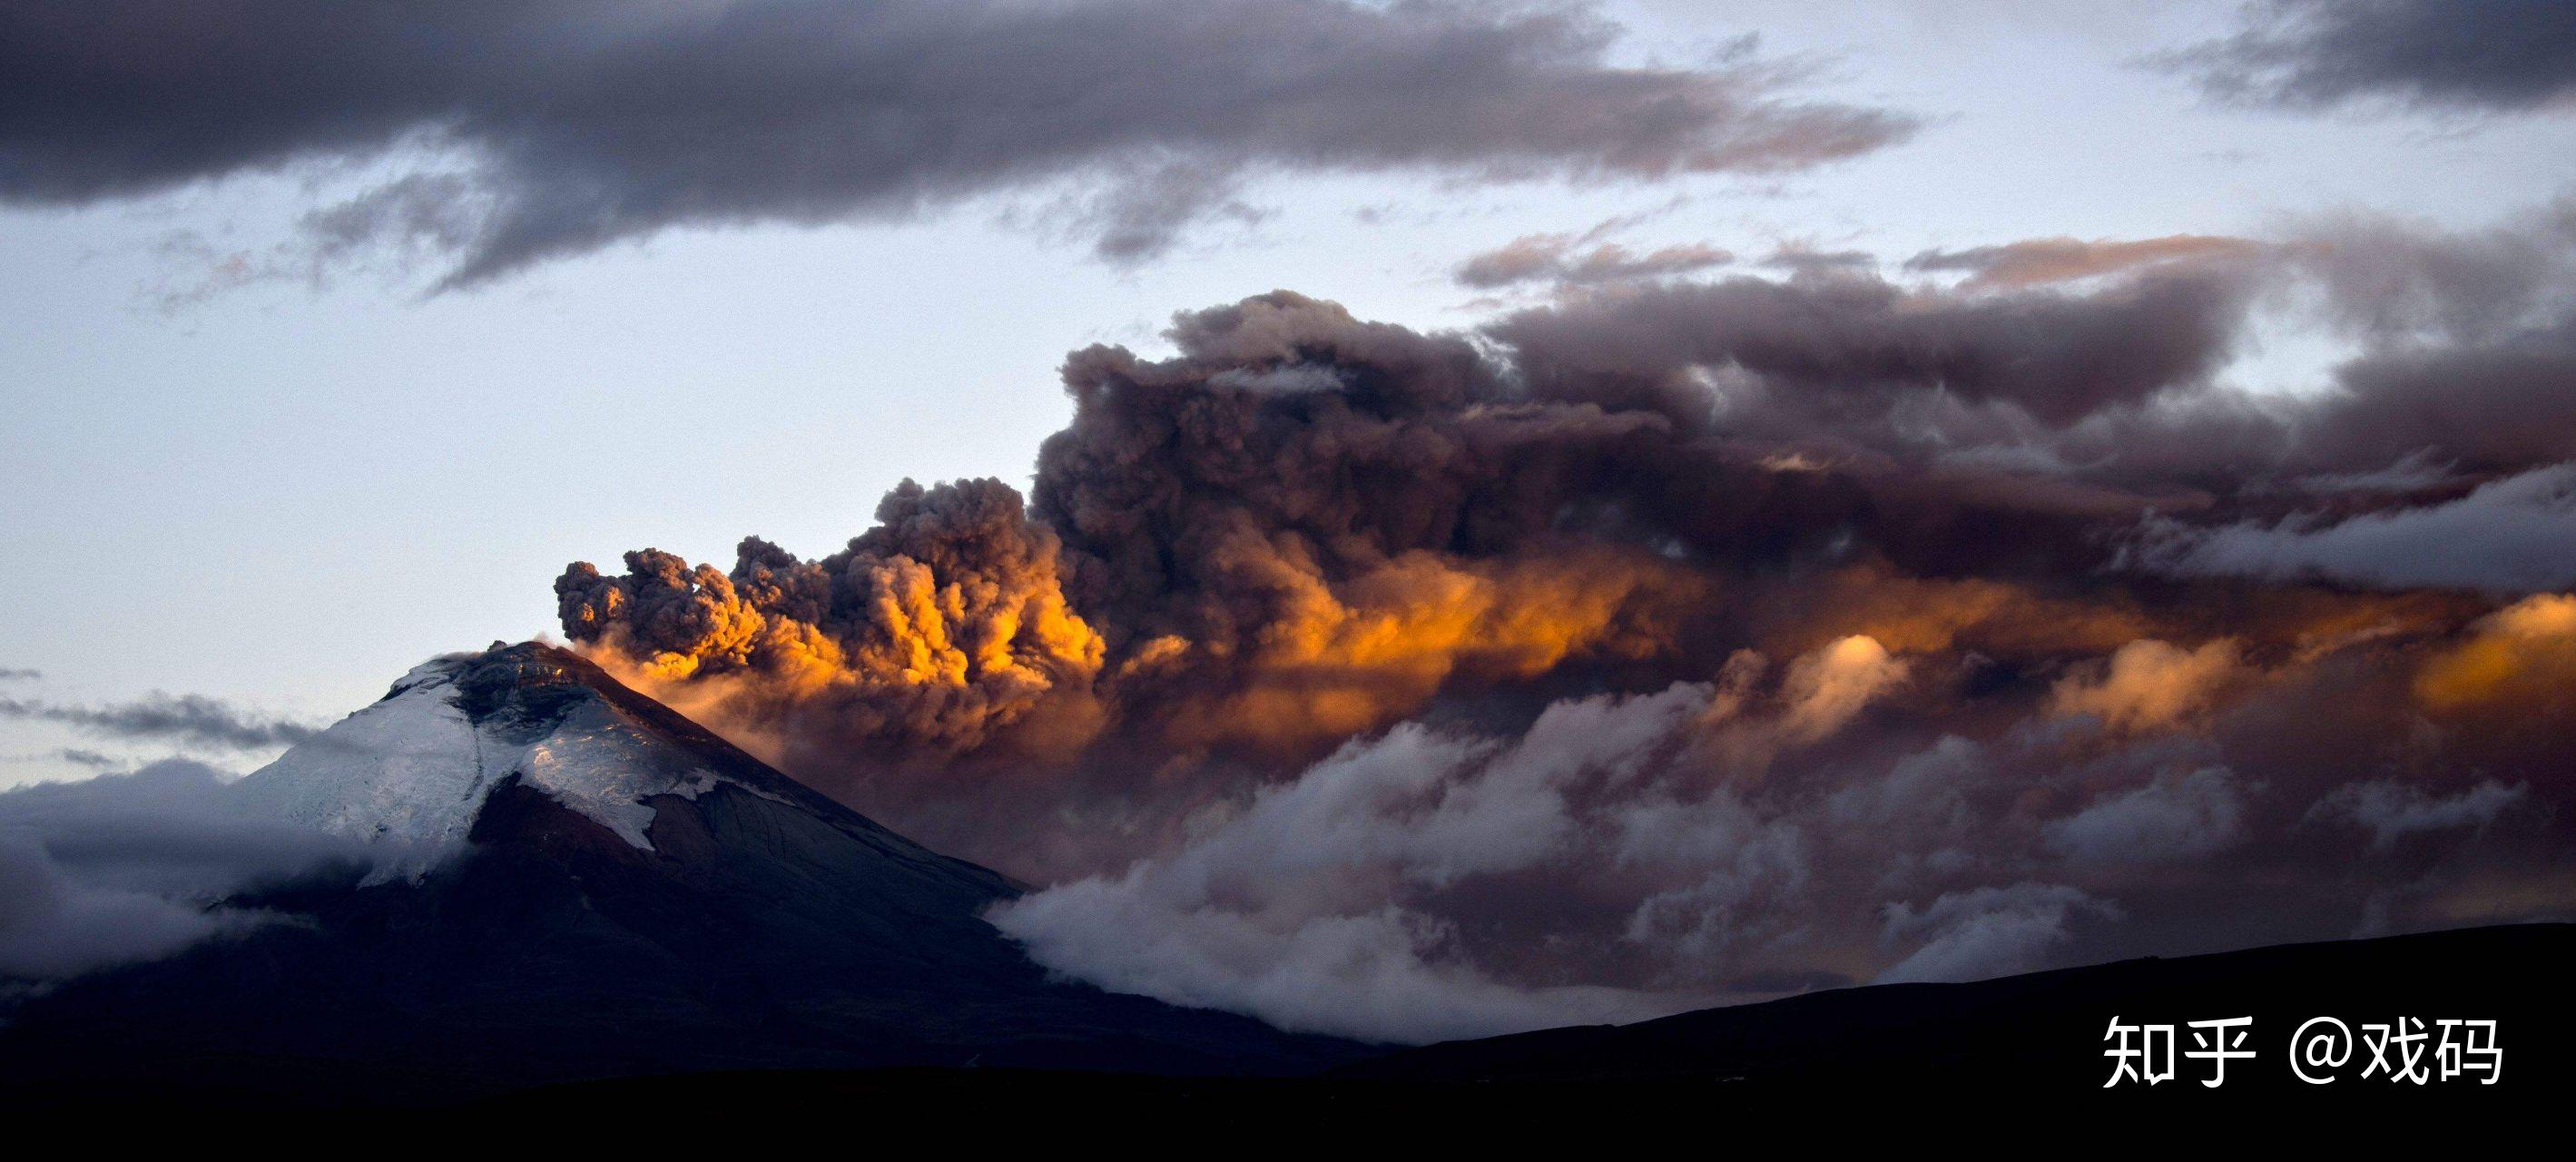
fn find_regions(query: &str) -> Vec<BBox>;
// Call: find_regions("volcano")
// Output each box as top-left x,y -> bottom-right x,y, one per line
0,643 -> 1357,1102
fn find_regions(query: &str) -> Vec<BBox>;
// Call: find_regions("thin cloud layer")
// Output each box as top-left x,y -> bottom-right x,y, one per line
0,692 -> 318,751
1904,234 -> 2266,289
1456,233 -> 1735,289
0,0 -> 1913,283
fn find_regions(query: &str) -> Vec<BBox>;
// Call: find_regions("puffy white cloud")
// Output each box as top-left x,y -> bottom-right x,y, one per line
2306,779 -> 2529,852
990,684 -> 1725,1042
2044,766 -> 2249,865
1876,883 -> 2119,984
0,760 -> 372,982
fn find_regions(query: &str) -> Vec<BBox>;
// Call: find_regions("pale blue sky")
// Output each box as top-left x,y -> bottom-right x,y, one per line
5,0 -> 2572,784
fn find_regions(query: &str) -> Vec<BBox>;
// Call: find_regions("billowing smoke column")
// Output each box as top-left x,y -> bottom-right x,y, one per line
561,291 -> 1722,862
560,478 -> 1106,757
559,205 -> 2576,1040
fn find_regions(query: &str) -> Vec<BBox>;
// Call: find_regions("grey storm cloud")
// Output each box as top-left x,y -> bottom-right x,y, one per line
0,0 -> 1914,284
2179,0 -> 2576,114
0,759 -> 373,981
0,692 -> 320,751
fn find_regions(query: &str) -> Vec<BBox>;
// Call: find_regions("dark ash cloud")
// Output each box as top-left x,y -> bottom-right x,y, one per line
0,693 -> 319,751
0,0 -> 1914,284
2179,0 -> 2576,114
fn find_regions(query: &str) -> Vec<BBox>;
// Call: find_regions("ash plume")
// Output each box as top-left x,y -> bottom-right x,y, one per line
558,478 -> 1106,759
557,199 -> 2576,1039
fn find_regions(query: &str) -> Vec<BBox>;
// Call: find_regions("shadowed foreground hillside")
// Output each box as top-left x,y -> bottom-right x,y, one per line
8,921 -> 2561,1120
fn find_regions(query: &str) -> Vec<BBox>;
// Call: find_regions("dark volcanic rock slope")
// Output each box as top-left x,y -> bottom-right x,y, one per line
0,644 -> 1357,1099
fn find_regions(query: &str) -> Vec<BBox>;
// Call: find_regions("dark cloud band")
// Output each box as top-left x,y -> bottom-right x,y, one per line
0,0 -> 1912,283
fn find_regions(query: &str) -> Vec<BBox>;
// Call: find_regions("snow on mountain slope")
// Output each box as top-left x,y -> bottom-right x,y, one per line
234,643 -> 795,881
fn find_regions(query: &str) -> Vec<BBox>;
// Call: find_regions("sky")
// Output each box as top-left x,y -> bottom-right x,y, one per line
5,0 -> 2576,1039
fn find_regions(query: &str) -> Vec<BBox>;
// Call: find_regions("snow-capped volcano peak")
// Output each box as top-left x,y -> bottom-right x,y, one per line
233,641 -> 797,881
5,641 -> 1355,1088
